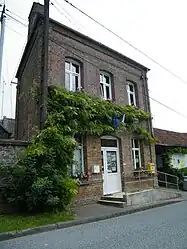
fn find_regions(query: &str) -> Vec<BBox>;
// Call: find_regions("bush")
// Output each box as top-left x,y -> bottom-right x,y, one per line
0,130 -> 78,213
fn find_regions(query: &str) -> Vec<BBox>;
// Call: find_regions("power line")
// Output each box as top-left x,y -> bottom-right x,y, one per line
63,0 -> 187,86
51,1 -> 74,26
51,1 -> 91,35
49,37 -> 187,120
5,24 -> 24,36
6,13 -> 27,27
6,9 -> 28,23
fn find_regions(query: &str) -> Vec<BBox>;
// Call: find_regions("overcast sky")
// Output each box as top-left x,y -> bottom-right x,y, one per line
1,0 -> 187,132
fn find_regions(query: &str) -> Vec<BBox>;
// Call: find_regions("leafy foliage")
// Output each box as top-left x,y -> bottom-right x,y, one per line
47,86 -> 153,140
0,86 -> 154,213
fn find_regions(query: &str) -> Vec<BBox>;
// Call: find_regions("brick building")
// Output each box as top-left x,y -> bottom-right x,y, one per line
15,3 -> 155,205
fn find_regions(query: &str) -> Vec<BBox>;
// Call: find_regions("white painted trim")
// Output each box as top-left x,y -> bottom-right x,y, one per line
100,71 -> 112,100
101,135 -> 117,140
101,141 -> 122,195
65,61 -> 81,91
126,82 -> 136,106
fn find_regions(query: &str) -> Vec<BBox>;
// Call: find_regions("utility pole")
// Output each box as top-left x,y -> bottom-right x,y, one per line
0,4 -> 5,119
40,0 -> 49,130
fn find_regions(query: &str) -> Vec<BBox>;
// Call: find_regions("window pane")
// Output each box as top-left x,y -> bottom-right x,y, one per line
75,75 -> 79,90
100,74 -> 103,82
130,93 -> 135,105
104,75 -> 109,84
106,85 -> 110,99
65,72 -> 70,90
132,139 -> 139,149
74,134 -> 82,144
100,83 -> 104,97
71,75 -> 76,92
135,150 -> 140,169
73,149 -> 83,175
106,151 -> 117,173
131,139 -> 134,148
129,84 -> 134,92
65,61 -> 70,70
101,139 -> 117,147
134,139 -> 139,148
72,63 -> 79,74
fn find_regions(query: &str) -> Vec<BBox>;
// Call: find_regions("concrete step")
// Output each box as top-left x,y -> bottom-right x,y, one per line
101,196 -> 126,202
98,199 -> 126,208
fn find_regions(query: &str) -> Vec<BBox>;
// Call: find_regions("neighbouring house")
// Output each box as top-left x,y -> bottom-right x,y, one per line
0,116 -> 15,138
14,2 -> 156,205
154,128 -> 187,170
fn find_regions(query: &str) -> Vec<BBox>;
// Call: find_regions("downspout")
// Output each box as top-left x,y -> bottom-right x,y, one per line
142,70 -> 153,163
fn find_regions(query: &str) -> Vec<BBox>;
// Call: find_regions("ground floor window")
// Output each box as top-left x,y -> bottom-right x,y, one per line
132,139 -> 141,170
69,135 -> 84,177
72,146 -> 84,176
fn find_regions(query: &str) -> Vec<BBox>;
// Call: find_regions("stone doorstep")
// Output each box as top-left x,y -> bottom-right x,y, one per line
98,199 -> 126,208
98,192 -> 127,208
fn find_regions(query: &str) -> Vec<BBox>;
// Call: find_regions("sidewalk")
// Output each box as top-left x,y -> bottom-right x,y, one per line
74,197 -> 184,221
0,197 -> 184,242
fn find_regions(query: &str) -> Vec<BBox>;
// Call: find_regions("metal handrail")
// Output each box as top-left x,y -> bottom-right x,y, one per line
156,170 -> 179,190
124,169 -> 179,195
157,170 -> 179,178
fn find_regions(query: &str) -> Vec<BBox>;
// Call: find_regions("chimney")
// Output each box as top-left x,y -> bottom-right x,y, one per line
28,2 -> 44,40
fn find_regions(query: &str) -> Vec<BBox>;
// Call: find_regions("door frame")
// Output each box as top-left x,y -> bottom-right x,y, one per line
101,136 -> 122,195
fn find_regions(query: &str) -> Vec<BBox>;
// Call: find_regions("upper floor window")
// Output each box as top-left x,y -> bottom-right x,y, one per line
127,82 -> 136,106
100,72 -> 112,100
65,60 -> 81,91
132,139 -> 141,169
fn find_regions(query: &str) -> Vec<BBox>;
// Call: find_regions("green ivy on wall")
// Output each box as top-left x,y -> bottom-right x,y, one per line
47,86 -> 155,142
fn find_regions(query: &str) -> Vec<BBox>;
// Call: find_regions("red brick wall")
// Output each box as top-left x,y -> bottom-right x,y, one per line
76,180 -> 103,206
75,136 -> 103,205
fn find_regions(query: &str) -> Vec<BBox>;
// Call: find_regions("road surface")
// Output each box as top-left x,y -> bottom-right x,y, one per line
1,201 -> 187,249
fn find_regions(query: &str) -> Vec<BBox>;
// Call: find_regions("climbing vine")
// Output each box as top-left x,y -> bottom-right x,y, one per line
47,86 -> 155,141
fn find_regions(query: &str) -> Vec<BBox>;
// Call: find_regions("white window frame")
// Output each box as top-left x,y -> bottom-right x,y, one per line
126,82 -> 136,106
72,144 -> 84,176
100,72 -> 112,100
71,134 -> 84,176
65,60 -> 81,92
132,139 -> 141,169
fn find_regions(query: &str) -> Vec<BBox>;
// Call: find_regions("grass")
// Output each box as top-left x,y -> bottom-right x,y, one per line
0,212 -> 74,233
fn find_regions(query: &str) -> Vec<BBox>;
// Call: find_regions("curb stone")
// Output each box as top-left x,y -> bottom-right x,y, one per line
0,198 -> 184,242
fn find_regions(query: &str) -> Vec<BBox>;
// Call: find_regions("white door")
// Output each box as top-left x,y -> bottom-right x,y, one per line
101,147 -> 121,195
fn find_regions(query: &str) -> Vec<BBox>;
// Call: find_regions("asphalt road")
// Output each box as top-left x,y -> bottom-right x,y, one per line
1,201 -> 187,249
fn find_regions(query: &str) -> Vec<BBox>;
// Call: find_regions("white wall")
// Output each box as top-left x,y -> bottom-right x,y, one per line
171,154 -> 187,169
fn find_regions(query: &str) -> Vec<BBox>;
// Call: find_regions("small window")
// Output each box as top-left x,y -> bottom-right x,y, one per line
101,139 -> 117,147
132,139 -> 141,169
65,60 -> 81,92
71,136 -> 84,176
100,72 -> 112,100
127,82 -> 136,106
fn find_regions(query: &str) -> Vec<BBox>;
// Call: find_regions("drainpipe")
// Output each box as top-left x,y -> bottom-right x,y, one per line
142,70 -> 153,163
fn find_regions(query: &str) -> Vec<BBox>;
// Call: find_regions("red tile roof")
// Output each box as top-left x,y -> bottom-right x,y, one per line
154,128 -> 187,146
